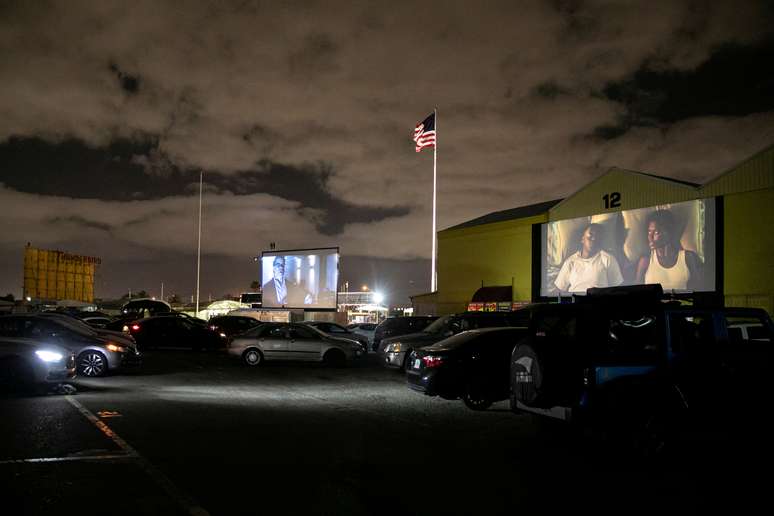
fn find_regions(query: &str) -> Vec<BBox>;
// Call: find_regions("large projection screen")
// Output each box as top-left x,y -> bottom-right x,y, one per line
540,198 -> 716,296
260,248 -> 339,309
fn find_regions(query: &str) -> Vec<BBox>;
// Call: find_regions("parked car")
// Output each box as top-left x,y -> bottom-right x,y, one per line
228,322 -> 364,366
76,312 -> 115,329
37,313 -> 137,349
510,285 -> 774,451
0,336 -> 76,392
126,315 -> 224,351
406,327 -> 527,410
382,311 -> 528,370
373,316 -> 438,352
208,315 -> 263,340
105,310 -> 207,332
346,323 -> 377,345
0,314 -> 141,377
302,321 -> 369,352
121,298 -> 173,318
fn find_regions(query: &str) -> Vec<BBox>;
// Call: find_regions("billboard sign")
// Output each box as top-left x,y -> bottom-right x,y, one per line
260,248 -> 339,310
23,246 -> 100,302
540,198 -> 716,296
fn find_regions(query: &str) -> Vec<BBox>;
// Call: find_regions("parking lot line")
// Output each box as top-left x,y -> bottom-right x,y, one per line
65,395 -> 211,516
0,453 -> 133,465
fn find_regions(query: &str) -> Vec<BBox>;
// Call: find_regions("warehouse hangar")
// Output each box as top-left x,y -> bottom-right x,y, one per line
413,144 -> 774,316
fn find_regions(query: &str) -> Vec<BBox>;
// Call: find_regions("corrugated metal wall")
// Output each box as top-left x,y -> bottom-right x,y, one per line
549,168 -> 700,221
701,144 -> 774,198
23,246 -> 99,303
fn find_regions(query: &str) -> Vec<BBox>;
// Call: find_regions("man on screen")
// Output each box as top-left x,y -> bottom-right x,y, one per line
635,210 -> 702,291
554,224 -> 624,294
262,256 -> 312,306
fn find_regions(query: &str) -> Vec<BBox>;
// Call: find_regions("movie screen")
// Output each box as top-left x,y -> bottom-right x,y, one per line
541,199 -> 716,296
261,248 -> 339,309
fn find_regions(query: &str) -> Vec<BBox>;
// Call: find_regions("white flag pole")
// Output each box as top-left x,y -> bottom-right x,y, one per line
431,107 -> 438,292
195,170 -> 202,317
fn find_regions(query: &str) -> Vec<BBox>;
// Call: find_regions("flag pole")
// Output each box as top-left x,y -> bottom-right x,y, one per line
195,170 -> 202,317
431,107 -> 437,292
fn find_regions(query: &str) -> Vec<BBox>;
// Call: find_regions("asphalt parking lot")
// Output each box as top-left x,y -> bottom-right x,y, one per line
0,350 -> 770,515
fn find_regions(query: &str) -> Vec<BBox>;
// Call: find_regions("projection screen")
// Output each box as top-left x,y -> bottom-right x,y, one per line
261,248 -> 339,309
540,198 -> 716,296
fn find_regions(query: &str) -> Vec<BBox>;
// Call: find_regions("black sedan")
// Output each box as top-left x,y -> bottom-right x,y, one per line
127,315 -> 223,351
406,327 -> 525,410
208,315 -> 263,340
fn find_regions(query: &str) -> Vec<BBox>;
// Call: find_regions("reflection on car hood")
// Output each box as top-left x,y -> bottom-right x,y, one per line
329,337 -> 361,348
96,330 -> 136,348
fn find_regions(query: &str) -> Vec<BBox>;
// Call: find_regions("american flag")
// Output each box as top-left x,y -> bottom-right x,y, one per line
413,112 -> 436,153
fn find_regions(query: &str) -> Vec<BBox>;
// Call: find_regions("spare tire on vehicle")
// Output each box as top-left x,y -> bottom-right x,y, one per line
511,342 -> 548,407
512,337 -> 581,409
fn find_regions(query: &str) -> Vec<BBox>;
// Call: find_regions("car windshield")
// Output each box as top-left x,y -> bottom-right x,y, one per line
423,315 -> 454,334
45,316 -> 98,337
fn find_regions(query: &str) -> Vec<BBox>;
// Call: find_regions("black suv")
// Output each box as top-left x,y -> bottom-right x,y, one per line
510,285 -> 774,449
382,311 -> 528,370
373,316 -> 438,352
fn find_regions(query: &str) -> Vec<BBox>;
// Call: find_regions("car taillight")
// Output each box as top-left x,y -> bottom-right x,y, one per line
421,355 -> 444,368
130,324 -> 141,332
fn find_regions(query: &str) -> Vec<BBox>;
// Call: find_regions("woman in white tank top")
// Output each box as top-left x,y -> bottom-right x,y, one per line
635,210 -> 702,291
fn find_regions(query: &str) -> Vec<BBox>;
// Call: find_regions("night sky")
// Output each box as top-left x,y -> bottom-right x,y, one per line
1,0 -> 773,305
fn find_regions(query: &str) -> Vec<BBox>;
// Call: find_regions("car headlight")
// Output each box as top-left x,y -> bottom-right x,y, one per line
35,350 -> 64,362
106,343 -> 126,353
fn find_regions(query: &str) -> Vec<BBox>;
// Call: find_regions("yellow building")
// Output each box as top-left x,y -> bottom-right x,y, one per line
23,245 -> 101,303
419,144 -> 774,315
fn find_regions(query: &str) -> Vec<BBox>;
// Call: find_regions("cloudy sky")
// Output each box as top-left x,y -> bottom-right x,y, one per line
1,0 -> 773,304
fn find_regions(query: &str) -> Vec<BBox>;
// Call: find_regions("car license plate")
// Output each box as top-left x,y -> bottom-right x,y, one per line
413,358 -> 421,369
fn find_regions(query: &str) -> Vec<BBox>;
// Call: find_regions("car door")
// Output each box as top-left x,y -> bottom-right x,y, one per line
288,325 -> 324,361
719,311 -> 773,401
261,325 -> 290,360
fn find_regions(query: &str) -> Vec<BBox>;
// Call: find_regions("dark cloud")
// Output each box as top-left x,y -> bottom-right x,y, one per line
0,136 -> 410,234
45,215 -> 112,232
533,81 -> 571,99
288,32 -> 339,78
109,62 -> 140,95
595,40 -> 774,139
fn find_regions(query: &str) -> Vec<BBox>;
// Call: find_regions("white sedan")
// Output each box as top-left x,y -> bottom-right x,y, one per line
228,322 -> 364,366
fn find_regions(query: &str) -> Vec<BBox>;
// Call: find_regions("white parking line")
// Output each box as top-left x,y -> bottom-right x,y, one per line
0,453 -> 133,465
65,395 -> 211,516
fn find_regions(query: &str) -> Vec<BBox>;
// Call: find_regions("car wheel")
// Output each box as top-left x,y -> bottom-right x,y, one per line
462,379 -> 493,411
77,351 -> 108,377
243,348 -> 263,366
323,349 -> 346,367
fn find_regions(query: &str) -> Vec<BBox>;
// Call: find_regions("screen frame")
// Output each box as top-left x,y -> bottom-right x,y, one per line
260,247 -> 340,311
532,197 -> 723,303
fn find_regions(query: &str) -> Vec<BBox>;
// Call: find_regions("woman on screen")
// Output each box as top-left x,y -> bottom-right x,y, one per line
554,223 -> 624,294
635,210 -> 702,291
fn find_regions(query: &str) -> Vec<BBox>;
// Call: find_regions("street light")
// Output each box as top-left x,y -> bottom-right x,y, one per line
361,285 -> 368,291
374,292 -> 384,304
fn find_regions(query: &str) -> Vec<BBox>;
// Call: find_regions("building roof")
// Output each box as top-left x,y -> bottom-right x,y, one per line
443,198 -> 562,232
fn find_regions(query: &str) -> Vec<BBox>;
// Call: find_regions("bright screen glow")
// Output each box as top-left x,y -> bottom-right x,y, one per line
540,198 -> 716,296
261,248 -> 339,309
